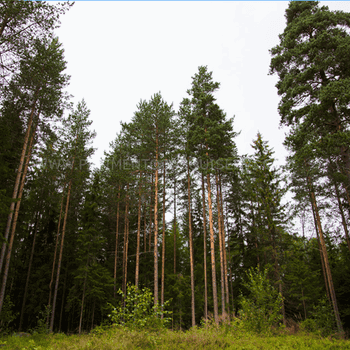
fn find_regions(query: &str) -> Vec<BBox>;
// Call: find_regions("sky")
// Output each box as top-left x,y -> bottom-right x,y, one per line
54,1 -> 350,169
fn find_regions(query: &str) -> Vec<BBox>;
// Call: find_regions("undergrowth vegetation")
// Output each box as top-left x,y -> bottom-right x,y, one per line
1,271 -> 348,349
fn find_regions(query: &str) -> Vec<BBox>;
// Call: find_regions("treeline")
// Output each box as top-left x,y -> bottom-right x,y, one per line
0,0 -> 350,335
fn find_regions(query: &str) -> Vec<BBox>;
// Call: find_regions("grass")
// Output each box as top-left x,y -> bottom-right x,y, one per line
1,326 -> 350,350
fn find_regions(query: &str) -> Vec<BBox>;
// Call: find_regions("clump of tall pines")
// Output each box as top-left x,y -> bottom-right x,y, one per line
0,0 -> 350,343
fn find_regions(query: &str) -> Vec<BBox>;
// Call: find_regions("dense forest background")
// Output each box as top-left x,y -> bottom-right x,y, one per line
1,0 -> 350,336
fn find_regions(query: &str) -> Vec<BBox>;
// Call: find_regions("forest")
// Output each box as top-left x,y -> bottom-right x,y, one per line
0,0 -> 350,341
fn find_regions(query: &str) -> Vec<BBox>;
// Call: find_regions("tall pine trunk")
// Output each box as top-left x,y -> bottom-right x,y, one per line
187,157 -> 195,327
154,128 -> 159,306
114,184 -> 121,298
161,163 -> 166,317
215,171 -> 225,316
50,163 -> 74,332
135,173 -> 142,288
0,115 -> 37,315
307,176 -> 343,333
201,172 -> 208,320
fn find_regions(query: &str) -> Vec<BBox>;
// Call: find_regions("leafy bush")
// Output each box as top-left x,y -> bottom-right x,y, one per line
0,295 -> 18,334
300,298 -> 336,336
108,284 -> 172,331
238,266 -> 283,334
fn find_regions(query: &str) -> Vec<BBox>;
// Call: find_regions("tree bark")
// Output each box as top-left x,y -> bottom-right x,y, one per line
0,91 -> 39,275
215,171 -> 225,316
0,113 -> 38,316
161,162 -> 166,318
187,157 -> 196,327
136,174 -> 142,288
114,184 -> 121,298
19,211 -> 40,331
201,172 -> 208,321
154,127 -> 159,307
50,160 -> 74,332
307,176 -> 344,333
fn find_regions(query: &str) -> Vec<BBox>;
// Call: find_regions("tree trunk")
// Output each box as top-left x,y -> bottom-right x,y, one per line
307,176 -> 344,333
0,115 -> 37,316
79,271 -> 88,334
122,183 -> 129,296
206,170 -> 219,324
161,162 -> 166,318
154,128 -> 159,307
0,92 -> 39,275
58,263 -> 68,333
174,179 -> 177,275
19,211 -> 40,331
47,188 -> 65,326
50,165 -> 74,332
334,180 -> 350,253
114,184 -> 121,298
187,157 -> 195,327
215,171 -> 225,316
136,173 -> 142,288
219,173 -> 230,314
201,172 -> 208,321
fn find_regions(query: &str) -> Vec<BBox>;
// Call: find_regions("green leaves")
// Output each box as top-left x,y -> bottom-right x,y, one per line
108,284 -> 172,331
239,266 -> 283,334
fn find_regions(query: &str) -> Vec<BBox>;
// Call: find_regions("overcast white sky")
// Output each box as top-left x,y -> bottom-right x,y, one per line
54,1 -> 350,169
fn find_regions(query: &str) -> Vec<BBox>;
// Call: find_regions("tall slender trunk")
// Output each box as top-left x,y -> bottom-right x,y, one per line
154,129 -> 159,307
50,161 -> 74,332
187,157 -> 196,327
334,180 -> 350,252
206,170 -> 219,324
307,176 -> 343,333
219,173 -> 230,313
122,183 -> 129,296
173,179 -> 177,275
161,162 -> 166,318
19,211 -> 40,331
58,263 -> 68,333
136,173 -> 142,288
0,92 -> 39,275
79,269 -> 88,334
0,114 -> 38,315
47,188 -> 66,326
149,174 -> 153,252
308,179 -> 331,301
114,184 -> 121,298
201,173 -> 208,320
215,171 -> 225,316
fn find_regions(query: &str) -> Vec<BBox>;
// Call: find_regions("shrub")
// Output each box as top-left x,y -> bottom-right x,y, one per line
300,298 -> 336,336
238,266 -> 283,334
108,284 -> 172,332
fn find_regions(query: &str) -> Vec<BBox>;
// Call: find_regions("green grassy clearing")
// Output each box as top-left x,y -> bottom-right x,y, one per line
1,327 -> 350,350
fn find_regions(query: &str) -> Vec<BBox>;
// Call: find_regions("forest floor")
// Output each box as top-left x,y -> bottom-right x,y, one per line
1,327 -> 350,349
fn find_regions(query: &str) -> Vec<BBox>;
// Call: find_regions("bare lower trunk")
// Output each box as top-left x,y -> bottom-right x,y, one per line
187,157 -> 195,327
334,181 -> 350,253
201,173 -> 208,320
215,171 -> 225,316
0,116 -> 37,315
79,272 -> 87,334
48,189 -> 66,325
50,168 -> 74,332
161,163 -> 166,318
0,93 -> 39,275
173,179 -> 177,274
207,171 -> 219,324
122,183 -> 129,296
114,185 -> 121,298
19,211 -> 40,331
136,174 -> 142,288
308,176 -> 343,333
